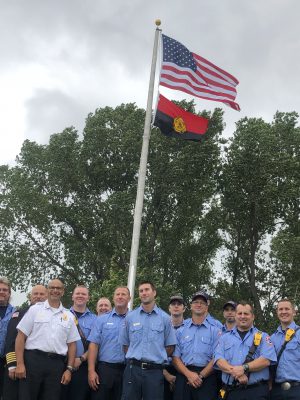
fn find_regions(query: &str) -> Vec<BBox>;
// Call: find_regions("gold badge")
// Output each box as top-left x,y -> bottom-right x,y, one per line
173,117 -> 186,133
62,314 -> 68,321
285,328 -> 295,341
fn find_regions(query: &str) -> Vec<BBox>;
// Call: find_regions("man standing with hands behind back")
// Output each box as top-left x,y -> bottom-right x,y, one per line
15,278 -> 80,400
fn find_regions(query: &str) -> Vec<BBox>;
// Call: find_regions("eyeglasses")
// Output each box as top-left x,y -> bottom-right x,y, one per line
192,300 -> 207,305
48,286 -> 64,291
0,288 -> 9,293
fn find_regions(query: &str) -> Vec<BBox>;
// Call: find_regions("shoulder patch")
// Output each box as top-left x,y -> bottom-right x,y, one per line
265,335 -> 272,345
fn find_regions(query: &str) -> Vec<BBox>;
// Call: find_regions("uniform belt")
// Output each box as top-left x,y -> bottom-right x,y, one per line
186,365 -> 205,372
129,359 -> 164,370
227,380 -> 268,390
27,349 -> 66,361
99,361 -> 125,369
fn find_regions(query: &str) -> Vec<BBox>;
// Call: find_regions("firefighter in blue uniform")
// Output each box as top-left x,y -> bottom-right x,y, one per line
270,298 -> 300,400
215,301 -> 277,400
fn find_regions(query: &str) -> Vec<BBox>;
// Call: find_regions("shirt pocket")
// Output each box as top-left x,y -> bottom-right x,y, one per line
200,336 -> 213,357
284,340 -> 300,361
102,323 -> 117,340
224,341 -> 235,361
149,322 -> 164,342
130,324 -> 143,344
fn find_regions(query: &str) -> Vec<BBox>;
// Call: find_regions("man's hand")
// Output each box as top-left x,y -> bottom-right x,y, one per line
186,371 -> 202,388
88,370 -> 100,391
230,365 -> 244,380
237,374 -> 249,385
15,363 -> 26,379
8,367 -> 16,380
61,369 -> 72,385
163,370 -> 176,391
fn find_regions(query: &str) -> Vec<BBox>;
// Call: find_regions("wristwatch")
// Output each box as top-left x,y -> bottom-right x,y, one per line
243,363 -> 249,373
79,355 -> 85,363
66,365 -> 75,373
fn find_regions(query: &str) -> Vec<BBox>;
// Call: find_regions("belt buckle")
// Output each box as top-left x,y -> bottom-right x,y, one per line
281,382 -> 291,391
141,362 -> 148,370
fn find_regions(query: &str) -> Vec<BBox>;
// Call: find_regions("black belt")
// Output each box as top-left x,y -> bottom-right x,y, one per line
129,359 -> 164,370
227,380 -> 268,390
99,361 -> 125,369
186,365 -> 205,372
26,349 -> 66,361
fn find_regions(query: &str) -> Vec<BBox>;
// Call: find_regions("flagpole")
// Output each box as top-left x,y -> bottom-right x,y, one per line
127,20 -> 161,309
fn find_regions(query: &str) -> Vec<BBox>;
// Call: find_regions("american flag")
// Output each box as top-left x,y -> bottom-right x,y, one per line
159,34 -> 240,111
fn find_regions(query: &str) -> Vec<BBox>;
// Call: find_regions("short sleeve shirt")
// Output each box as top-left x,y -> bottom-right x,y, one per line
17,300 -> 80,355
119,304 -> 177,364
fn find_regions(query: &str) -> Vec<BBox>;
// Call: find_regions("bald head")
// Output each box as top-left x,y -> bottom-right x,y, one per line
30,285 -> 47,304
96,297 -> 112,315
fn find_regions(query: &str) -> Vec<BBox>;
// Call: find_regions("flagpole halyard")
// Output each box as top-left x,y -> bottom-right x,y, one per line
127,21 -> 161,310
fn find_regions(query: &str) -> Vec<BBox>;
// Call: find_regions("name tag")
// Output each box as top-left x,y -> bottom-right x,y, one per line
133,322 -> 141,326
107,322 -> 114,325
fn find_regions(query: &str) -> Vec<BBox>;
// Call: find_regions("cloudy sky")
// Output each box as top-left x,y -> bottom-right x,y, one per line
1,0 -> 300,166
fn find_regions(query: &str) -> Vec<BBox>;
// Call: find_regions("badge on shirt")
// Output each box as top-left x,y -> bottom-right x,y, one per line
12,312 -> 20,318
62,313 -> 68,321
133,322 -> 141,326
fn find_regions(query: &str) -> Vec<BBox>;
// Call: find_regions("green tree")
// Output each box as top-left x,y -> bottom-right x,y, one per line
0,102 -> 224,305
219,117 -> 281,324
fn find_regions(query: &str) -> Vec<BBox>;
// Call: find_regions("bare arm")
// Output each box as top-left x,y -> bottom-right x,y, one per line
61,341 -> 76,385
88,343 -> 100,391
216,358 -> 234,374
15,331 -> 27,379
166,345 -> 175,357
230,357 -> 270,379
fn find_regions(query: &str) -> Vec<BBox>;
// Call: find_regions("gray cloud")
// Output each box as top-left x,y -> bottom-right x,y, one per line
0,0 -> 300,164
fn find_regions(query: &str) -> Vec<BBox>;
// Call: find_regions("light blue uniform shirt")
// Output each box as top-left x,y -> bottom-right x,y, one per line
119,304 -> 177,364
221,323 -> 235,334
0,304 -> 15,357
214,326 -> 277,385
88,308 -> 128,363
206,313 -> 223,329
173,317 -> 220,366
70,307 -> 97,358
271,321 -> 300,382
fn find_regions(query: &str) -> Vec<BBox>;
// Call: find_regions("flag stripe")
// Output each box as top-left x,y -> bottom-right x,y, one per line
193,53 -> 239,87
160,35 -> 240,111
159,81 -> 240,110
161,69 -> 236,99
160,75 -> 236,101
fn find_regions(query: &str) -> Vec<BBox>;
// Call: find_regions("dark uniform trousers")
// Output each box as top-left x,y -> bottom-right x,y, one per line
226,382 -> 269,400
61,362 -> 91,400
121,363 -> 164,400
3,366 -> 26,400
19,350 -> 65,400
270,383 -> 300,400
0,357 -> 5,398
173,371 -> 217,400
91,362 -> 125,400
164,365 -> 177,400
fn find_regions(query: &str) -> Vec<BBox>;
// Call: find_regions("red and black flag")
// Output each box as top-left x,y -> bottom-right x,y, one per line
153,94 -> 209,141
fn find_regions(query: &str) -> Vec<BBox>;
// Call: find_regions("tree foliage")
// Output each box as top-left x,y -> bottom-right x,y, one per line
0,102 -> 299,331
0,102 -> 223,307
